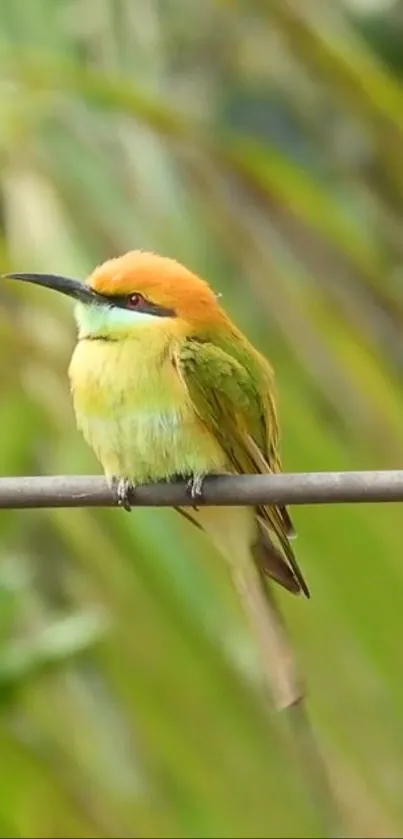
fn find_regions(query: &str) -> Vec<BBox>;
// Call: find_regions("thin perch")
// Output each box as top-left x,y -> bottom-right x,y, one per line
1,470 -> 403,509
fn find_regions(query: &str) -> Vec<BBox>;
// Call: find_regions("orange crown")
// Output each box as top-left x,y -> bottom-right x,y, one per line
88,250 -> 226,328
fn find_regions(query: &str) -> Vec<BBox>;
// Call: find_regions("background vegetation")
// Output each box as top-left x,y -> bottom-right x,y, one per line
1,0 -> 403,835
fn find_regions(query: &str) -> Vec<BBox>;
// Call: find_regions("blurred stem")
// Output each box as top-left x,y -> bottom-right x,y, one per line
232,562 -> 342,838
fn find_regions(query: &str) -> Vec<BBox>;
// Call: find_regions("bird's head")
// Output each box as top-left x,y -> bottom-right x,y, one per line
2,250 -> 227,340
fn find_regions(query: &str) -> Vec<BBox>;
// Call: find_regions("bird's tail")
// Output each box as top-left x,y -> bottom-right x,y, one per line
252,520 -> 300,594
184,504 -> 308,597
253,515 -> 309,597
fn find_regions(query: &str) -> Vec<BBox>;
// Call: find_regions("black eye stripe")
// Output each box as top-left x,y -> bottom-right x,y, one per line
101,293 -> 176,319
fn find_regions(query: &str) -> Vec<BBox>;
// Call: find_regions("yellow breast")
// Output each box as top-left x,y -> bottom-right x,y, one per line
68,329 -> 226,483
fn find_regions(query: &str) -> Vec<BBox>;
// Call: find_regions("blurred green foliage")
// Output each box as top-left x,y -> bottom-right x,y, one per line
1,0 -> 403,836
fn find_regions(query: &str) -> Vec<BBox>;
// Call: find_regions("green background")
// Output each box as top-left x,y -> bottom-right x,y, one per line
1,1 -> 403,836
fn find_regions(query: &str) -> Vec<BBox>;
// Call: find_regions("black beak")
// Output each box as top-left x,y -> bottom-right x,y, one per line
1,272 -> 102,305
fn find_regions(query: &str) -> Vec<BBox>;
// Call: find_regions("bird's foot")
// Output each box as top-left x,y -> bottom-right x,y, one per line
111,477 -> 135,513
186,474 -> 205,511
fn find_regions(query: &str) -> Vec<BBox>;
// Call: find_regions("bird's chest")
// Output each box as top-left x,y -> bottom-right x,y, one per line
69,337 -> 224,482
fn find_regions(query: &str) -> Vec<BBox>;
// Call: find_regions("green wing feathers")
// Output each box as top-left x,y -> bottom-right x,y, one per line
178,338 -> 309,598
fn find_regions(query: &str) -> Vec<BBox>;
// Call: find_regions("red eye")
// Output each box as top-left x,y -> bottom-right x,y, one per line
127,293 -> 143,309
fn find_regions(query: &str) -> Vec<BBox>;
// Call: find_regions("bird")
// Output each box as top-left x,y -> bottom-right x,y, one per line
3,251 -> 309,614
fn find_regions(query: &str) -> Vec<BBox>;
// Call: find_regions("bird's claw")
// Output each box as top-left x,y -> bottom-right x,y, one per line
112,477 -> 134,512
186,474 -> 205,511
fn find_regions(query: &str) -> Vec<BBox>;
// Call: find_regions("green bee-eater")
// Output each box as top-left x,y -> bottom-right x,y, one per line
4,251 -> 309,698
